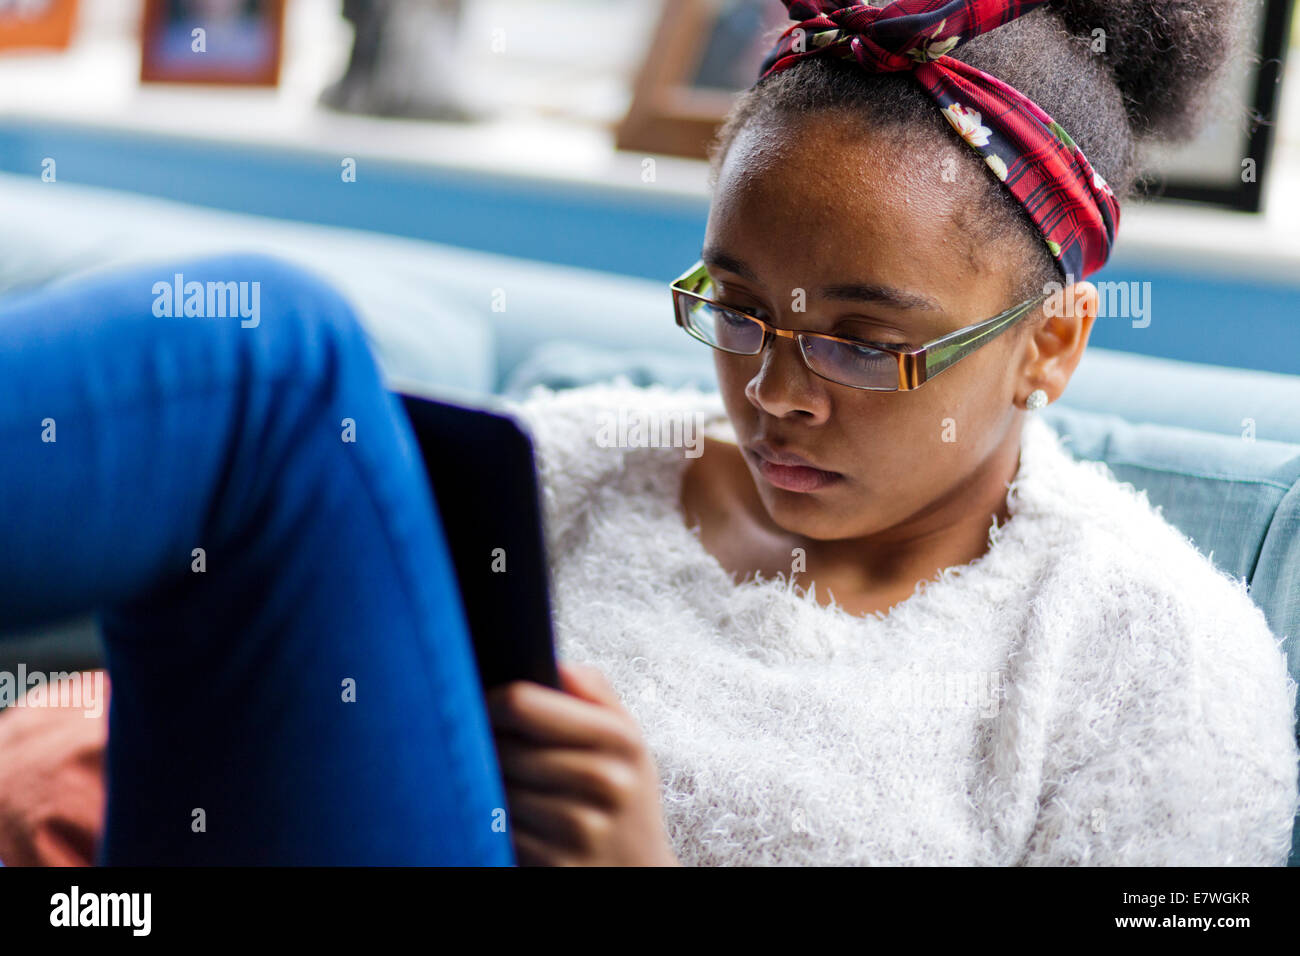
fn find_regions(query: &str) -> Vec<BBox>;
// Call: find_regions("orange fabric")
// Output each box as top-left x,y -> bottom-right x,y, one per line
0,671 -> 109,866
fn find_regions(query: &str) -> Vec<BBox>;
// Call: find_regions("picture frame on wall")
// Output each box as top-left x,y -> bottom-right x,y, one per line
1134,0 -> 1295,212
615,0 -> 786,161
617,0 -> 1295,214
0,0 -> 78,52
140,0 -> 285,87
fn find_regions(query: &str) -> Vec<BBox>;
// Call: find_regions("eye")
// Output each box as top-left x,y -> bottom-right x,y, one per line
717,310 -> 755,331
718,300 -> 767,320
839,330 -> 907,351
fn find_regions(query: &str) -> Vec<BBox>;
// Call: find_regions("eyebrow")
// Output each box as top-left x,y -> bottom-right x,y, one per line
700,247 -> 943,313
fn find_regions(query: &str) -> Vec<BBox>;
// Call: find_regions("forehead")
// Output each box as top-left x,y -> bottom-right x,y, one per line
707,114 -> 1004,315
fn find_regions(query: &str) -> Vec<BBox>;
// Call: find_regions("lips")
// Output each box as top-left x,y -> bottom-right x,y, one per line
746,440 -> 843,493
747,440 -> 837,473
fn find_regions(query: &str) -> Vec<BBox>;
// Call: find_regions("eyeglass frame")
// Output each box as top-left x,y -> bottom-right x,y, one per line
670,259 -> 1053,392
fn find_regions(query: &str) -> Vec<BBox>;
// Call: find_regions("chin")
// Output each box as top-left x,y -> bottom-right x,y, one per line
767,507 -> 858,544
755,482 -> 846,532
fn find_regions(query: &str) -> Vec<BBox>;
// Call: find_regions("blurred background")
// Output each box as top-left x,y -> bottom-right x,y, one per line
0,0 -> 1297,383
4,2 -> 1300,867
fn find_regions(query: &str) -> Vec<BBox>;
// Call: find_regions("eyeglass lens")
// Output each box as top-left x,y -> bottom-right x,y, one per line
677,296 -> 898,390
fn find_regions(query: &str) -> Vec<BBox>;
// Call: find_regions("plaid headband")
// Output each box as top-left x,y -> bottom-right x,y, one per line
757,0 -> 1120,282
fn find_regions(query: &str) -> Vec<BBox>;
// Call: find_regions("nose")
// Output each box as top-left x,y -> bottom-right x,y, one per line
744,330 -> 831,422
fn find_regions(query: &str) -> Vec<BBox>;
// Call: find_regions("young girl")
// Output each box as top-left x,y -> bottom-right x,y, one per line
486,0 -> 1300,865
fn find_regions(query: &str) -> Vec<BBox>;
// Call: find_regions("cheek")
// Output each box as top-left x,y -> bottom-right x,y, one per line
910,355 -> 1015,459
841,367 -> 1009,487
713,352 -> 756,415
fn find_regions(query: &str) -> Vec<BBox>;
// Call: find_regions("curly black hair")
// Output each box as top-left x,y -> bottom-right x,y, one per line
705,0 -> 1254,309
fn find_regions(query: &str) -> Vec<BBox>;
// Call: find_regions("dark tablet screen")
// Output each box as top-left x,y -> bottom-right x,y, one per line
397,391 -> 560,693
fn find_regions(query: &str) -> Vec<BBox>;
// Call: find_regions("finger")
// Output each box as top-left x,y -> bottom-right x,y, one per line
495,743 -> 627,809
506,787 -> 603,849
511,826 -> 567,867
486,680 -> 636,754
558,661 -> 624,712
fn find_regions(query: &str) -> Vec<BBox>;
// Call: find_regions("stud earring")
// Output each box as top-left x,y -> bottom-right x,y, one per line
1025,388 -> 1048,411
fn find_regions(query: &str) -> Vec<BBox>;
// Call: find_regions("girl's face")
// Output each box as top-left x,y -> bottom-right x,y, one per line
705,113 -> 1077,545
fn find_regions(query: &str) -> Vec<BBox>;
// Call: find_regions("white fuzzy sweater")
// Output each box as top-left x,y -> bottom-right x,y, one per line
503,380 -> 1300,866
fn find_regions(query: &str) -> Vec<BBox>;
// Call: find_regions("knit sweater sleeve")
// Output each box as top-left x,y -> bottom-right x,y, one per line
1020,557 -> 1300,866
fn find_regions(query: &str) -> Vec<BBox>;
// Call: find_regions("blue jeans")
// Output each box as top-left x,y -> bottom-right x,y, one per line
0,254 -> 514,866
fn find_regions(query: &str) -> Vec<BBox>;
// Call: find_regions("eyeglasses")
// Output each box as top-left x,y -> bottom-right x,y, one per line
670,259 -> 1052,392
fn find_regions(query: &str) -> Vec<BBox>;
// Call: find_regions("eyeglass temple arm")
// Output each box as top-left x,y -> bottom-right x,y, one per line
921,295 -> 1048,383
673,264 -> 710,296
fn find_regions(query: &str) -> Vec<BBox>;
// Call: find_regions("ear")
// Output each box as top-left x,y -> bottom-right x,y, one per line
1018,280 -> 1097,405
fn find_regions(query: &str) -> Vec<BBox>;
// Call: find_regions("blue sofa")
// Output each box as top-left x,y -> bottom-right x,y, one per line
2,174 -> 1298,864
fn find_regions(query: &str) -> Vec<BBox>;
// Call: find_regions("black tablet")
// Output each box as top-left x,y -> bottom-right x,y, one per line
397,389 -> 561,693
